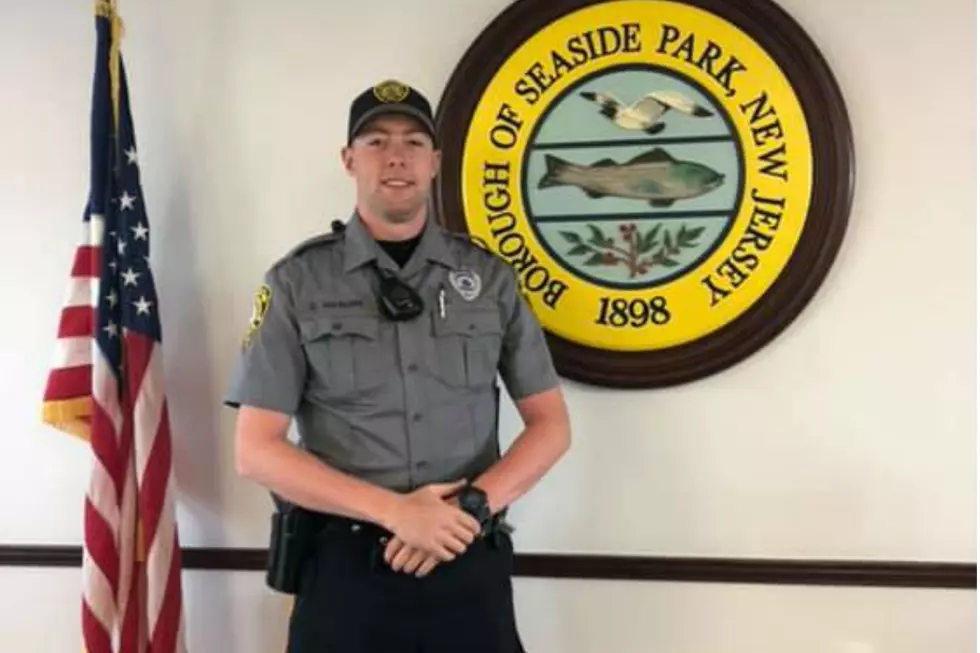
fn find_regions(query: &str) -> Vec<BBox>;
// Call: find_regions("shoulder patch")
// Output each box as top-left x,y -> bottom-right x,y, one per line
241,284 -> 272,350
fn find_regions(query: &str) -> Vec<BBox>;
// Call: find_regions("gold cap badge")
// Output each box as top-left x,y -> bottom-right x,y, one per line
373,79 -> 410,103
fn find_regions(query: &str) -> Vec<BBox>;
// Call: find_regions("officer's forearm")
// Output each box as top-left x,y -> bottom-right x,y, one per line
247,440 -> 401,526
235,407 -> 400,528
472,388 -> 571,515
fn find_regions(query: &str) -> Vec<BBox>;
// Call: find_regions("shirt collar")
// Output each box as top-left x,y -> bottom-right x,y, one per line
341,212 -> 378,273
342,209 -> 456,274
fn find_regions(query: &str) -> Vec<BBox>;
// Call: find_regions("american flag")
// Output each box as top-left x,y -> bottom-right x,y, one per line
41,3 -> 187,652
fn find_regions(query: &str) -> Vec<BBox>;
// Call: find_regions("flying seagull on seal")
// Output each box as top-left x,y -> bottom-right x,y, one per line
579,90 -> 713,134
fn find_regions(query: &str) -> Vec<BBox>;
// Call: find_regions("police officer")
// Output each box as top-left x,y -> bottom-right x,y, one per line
224,79 -> 571,652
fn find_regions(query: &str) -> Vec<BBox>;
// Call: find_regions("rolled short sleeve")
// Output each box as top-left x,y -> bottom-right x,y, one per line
223,266 -> 307,414
496,265 -> 560,400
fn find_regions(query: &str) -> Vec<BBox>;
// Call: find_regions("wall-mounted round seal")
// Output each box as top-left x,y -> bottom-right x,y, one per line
435,0 -> 854,388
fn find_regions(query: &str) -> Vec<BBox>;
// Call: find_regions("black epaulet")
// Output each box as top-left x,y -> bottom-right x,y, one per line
283,219 -> 347,259
452,232 -> 512,270
444,228 -> 495,255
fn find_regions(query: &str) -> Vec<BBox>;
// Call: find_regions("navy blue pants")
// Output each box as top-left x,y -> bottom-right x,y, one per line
285,518 -> 527,652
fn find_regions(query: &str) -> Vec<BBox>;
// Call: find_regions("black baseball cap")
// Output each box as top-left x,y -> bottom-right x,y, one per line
347,79 -> 438,146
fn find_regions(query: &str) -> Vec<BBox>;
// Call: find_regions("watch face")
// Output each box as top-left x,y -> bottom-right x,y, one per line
460,488 -> 482,510
459,488 -> 489,525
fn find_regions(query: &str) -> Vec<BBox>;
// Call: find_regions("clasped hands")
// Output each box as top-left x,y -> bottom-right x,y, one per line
383,480 -> 483,577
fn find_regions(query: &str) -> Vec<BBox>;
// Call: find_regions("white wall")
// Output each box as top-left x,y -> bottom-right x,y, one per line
1,0 -> 975,651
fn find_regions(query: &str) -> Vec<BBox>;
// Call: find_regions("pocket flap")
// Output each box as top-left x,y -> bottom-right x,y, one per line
433,309 -> 502,337
300,314 -> 379,342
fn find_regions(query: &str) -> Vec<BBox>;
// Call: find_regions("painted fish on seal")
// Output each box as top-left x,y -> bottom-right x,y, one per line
537,147 -> 725,207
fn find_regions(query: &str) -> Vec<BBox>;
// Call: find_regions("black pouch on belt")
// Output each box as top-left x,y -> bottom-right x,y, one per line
266,504 -> 315,594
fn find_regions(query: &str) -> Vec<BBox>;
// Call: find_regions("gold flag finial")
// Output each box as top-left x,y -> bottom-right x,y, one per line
95,0 -> 126,130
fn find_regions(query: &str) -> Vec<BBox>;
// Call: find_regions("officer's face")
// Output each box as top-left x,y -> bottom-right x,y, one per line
342,115 -> 441,224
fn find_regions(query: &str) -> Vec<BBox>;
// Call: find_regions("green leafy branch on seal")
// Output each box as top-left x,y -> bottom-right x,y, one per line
560,222 -> 704,278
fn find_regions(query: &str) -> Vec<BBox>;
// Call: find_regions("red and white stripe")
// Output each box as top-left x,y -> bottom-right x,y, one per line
43,213 -> 187,653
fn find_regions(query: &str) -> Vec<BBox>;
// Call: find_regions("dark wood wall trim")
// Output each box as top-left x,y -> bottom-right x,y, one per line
0,545 -> 974,589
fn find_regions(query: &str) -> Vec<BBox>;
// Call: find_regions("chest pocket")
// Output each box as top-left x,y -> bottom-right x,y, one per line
428,306 -> 503,389
299,314 -> 386,397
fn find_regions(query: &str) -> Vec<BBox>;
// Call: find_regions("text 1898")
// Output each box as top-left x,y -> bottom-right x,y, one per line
595,296 -> 671,327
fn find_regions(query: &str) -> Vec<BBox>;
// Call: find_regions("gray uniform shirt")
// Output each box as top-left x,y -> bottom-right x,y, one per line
224,215 -> 559,492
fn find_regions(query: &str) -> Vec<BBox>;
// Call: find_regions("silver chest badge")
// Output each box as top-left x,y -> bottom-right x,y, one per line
448,269 -> 481,301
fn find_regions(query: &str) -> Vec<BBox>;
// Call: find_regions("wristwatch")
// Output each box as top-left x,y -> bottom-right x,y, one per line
457,484 -> 492,535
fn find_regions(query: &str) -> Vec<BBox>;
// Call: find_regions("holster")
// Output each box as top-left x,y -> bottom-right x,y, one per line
265,504 -> 315,594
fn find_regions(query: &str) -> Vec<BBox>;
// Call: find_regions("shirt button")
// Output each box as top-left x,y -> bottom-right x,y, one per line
407,363 -> 419,373
412,412 -> 422,422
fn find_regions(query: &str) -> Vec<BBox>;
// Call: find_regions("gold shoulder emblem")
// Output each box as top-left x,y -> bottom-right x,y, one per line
373,79 -> 410,103
241,284 -> 272,349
